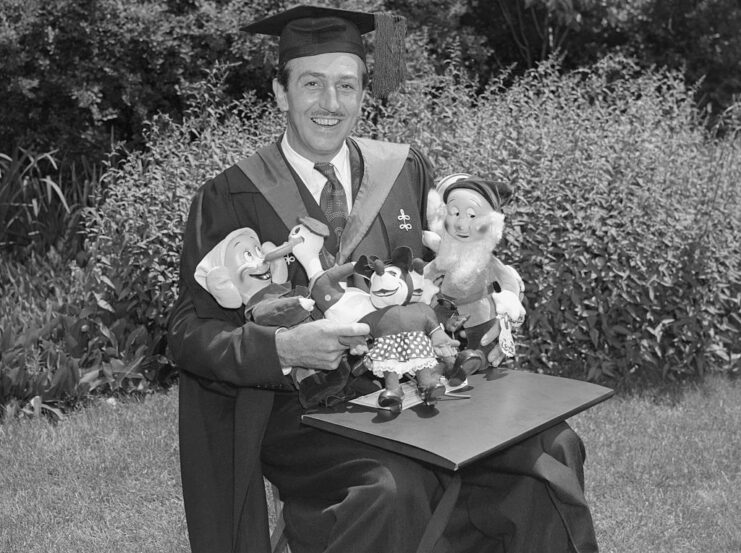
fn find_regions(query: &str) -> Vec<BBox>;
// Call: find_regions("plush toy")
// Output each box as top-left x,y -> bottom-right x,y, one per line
265,216 -> 375,339
194,226 -> 322,399
423,173 -> 526,369
194,226 -> 311,317
353,246 -> 461,412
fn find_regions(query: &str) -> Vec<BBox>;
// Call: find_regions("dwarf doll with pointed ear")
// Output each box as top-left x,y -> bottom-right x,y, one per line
193,226 -> 319,387
354,246 -> 460,412
423,174 -> 526,368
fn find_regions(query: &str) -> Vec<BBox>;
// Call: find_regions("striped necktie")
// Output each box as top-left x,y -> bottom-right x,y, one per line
314,162 -> 348,241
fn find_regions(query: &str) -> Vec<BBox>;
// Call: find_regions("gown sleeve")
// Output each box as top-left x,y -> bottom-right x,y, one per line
167,174 -> 288,388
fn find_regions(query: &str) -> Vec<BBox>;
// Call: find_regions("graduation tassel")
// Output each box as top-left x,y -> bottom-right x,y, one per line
372,13 -> 407,98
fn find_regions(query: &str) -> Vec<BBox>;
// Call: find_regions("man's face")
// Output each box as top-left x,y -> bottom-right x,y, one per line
444,188 -> 494,242
273,52 -> 365,162
223,229 -> 272,300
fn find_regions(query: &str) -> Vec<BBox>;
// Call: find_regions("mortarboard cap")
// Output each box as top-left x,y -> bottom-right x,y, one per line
243,5 -> 406,98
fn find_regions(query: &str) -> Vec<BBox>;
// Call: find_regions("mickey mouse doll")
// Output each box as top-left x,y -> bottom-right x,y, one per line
354,246 -> 460,412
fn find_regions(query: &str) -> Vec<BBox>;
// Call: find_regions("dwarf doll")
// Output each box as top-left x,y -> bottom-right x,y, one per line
193,226 -> 320,395
353,246 -> 461,412
423,173 -> 526,368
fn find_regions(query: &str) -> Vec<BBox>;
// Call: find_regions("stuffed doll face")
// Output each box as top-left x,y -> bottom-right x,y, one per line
223,229 -> 272,299
289,223 -> 325,262
444,188 -> 495,243
369,264 -> 409,309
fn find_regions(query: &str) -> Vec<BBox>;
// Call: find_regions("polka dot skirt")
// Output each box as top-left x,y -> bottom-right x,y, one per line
368,331 -> 437,377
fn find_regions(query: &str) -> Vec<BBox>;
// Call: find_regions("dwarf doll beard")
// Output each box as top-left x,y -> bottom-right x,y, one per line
434,230 -> 500,297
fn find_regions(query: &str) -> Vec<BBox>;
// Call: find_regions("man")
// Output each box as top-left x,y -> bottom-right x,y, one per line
168,5 -> 598,553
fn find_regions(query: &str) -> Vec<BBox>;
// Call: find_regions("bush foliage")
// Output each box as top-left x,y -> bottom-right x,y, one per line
2,54 -> 740,414
361,55 -> 741,387
3,0 -> 741,261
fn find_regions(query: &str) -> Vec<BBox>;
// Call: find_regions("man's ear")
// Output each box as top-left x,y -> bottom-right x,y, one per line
273,78 -> 289,112
205,267 -> 243,309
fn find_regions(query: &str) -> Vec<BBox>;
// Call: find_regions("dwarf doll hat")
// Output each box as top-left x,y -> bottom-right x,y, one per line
442,176 -> 513,210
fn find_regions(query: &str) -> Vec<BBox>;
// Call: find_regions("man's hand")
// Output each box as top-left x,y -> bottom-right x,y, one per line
275,319 -> 370,371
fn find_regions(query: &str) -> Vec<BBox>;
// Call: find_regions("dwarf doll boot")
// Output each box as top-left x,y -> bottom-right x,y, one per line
445,349 -> 487,388
416,364 -> 447,406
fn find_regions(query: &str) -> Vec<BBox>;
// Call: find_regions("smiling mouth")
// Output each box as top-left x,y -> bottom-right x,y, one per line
373,287 -> 399,297
312,116 -> 341,127
239,263 -> 271,281
250,269 -> 272,281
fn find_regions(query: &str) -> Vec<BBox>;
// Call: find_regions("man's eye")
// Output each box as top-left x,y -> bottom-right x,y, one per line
304,80 -> 320,88
467,210 -> 477,219
448,207 -> 460,216
243,251 -> 253,260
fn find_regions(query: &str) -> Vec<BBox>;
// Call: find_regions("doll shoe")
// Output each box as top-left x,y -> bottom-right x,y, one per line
445,349 -> 486,387
419,382 -> 446,406
378,387 -> 404,412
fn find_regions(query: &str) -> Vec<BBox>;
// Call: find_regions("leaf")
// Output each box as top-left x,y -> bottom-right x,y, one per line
40,402 -> 65,421
94,292 -> 115,313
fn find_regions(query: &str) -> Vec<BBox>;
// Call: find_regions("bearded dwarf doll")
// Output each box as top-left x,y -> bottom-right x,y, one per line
354,247 -> 460,412
423,174 -> 526,368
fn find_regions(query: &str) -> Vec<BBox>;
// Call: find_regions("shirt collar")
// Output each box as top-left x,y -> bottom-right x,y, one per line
280,134 -> 352,204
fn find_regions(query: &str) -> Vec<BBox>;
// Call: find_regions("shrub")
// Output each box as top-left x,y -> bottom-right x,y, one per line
3,54 -> 740,415
360,55 -> 741,388
87,54 -> 740,391
0,148 -> 70,252
0,246 -> 176,418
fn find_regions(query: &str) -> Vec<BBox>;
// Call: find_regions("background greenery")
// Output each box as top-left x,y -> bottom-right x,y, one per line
1,0 -> 741,415
1,376 -> 739,552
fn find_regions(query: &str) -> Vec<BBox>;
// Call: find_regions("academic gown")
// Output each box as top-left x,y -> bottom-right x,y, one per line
168,137 -> 432,553
169,136 -> 598,553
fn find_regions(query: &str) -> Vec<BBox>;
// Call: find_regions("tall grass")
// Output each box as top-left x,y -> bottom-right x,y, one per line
0,148 -> 69,251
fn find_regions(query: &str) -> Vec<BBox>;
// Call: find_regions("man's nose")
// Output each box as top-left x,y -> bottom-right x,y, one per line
320,85 -> 340,112
454,217 -> 468,232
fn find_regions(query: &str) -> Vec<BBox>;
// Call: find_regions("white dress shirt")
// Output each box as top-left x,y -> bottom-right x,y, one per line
280,133 -> 353,213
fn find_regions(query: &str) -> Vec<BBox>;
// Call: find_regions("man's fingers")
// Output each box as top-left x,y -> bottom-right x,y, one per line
334,322 -> 370,337
338,335 -> 367,348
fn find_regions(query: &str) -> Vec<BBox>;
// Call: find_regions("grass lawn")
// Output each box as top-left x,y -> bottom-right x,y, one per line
1,375 -> 739,553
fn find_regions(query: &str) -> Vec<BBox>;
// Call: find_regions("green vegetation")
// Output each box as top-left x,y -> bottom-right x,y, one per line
1,377 -> 738,552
